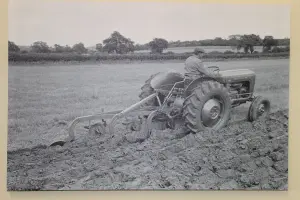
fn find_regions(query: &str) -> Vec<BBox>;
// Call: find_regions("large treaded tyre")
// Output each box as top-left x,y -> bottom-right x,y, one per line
182,80 -> 231,133
138,73 -> 164,106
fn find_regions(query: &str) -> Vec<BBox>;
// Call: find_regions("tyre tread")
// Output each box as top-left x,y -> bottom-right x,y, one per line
183,80 -> 231,133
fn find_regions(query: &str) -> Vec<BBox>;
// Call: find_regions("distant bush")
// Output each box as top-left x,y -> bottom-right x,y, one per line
284,46 -> 290,52
262,36 -> 278,52
224,50 -> 235,54
262,47 -> 271,53
209,51 -> 223,55
165,51 -> 175,55
271,46 -> 290,53
271,47 -> 281,53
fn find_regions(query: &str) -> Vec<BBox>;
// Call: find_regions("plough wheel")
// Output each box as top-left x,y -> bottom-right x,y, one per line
122,116 -> 144,132
146,110 -> 172,134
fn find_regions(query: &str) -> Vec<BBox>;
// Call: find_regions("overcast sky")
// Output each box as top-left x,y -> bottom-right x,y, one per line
8,0 -> 290,47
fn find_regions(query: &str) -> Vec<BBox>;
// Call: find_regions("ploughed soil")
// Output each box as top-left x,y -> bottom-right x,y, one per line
7,110 -> 288,191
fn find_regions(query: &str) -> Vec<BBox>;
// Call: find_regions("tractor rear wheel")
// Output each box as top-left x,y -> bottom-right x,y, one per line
139,73 -> 164,106
183,80 -> 231,133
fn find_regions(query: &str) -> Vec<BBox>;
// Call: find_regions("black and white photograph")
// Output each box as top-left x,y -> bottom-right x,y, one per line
7,0 -> 290,191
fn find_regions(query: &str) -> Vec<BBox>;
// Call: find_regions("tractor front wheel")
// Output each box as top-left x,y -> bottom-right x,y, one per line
183,80 -> 232,133
248,96 -> 271,121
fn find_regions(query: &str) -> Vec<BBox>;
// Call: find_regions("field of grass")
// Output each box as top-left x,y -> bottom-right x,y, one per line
8,59 -> 289,151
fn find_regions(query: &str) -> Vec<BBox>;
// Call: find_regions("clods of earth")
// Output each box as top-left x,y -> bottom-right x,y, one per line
7,110 -> 288,190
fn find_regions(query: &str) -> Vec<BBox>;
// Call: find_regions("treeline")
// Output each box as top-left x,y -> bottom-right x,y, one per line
8,32 -> 170,55
128,34 -> 290,52
167,38 -> 289,48
9,31 -> 290,56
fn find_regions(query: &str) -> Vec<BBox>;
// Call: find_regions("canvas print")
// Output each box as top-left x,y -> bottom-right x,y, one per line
7,0 -> 290,190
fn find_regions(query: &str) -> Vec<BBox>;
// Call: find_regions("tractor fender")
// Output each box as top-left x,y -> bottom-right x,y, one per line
184,76 -> 222,97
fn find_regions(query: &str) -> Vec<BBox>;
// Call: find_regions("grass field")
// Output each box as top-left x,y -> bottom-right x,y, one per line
8,59 -> 289,151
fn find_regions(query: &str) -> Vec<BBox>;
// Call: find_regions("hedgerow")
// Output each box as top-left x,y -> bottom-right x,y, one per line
8,52 -> 289,63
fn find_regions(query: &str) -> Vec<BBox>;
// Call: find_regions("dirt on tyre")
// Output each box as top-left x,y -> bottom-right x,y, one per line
183,80 -> 232,133
138,73 -> 164,106
248,96 -> 271,122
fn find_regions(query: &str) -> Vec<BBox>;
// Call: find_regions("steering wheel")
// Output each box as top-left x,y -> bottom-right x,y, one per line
208,66 -> 220,78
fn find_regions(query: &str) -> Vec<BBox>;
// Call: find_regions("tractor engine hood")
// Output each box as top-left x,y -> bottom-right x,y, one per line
218,69 -> 255,83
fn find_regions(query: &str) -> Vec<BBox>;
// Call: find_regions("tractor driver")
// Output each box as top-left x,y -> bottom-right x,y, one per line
184,47 -> 219,79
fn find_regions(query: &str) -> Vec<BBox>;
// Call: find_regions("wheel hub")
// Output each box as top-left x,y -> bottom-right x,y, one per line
210,106 -> 220,119
258,104 -> 265,114
202,99 -> 222,127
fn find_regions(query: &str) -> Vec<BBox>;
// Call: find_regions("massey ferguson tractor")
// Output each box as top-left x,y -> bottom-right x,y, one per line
54,66 -> 271,145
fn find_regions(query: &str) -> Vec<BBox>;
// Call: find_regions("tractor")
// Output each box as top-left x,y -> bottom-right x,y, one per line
55,66 -> 271,145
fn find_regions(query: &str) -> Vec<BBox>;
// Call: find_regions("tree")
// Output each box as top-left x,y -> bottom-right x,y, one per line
134,43 -> 150,51
240,34 -> 262,53
228,34 -> 261,53
54,44 -> 65,53
54,44 -> 74,53
262,36 -> 278,52
213,37 -> 227,46
30,41 -> 51,53
96,43 -> 103,52
103,31 -> 135,54
277,38 -> 290,46
72,43 -> 87,54
8,41 -> 20,52
64,45 -> 73,53
148,38 -> 168,54
228,35 -> 242,51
